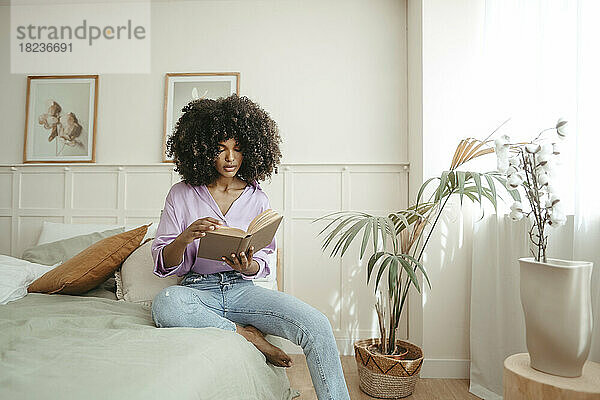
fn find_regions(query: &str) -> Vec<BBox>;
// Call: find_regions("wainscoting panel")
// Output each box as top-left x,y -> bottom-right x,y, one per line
0,162 -> 409,355
292,172 -> 342,211
0,173 -> 12,208
20,172 -> 64,209
125,171 -> 173,210
72,172 -> 119,210
0,216 -> 11,255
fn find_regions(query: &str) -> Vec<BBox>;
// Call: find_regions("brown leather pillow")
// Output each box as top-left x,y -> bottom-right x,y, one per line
28,224 -> 150,295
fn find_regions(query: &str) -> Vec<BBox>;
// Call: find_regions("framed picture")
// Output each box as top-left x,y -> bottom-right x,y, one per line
23,75 -> 98,163
162,72 -> 240,162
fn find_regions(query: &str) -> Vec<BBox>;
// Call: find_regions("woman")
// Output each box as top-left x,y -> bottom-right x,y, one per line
150,94 -> 351,400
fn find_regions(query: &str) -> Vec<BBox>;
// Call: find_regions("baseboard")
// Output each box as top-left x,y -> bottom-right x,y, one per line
265,335 -> 471,379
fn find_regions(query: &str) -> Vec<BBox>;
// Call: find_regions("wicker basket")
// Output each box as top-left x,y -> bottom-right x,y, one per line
354,338 -> 424,399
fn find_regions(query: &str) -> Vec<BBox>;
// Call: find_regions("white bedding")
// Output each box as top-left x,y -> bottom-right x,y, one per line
0,254 -> 59,305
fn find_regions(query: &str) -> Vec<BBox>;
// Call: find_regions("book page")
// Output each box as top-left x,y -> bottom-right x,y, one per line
247,209 -> 272,233
206,226 -> 247,238
248,209 -> 280,234
248,216 -> 283,251
196,209 -> 282,260
252,213 -> 280,233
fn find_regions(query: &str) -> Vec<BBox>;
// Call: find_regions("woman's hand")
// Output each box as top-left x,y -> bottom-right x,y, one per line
223,246 -> 259,275
177,217 -> 223,245
163,217 -> 222,269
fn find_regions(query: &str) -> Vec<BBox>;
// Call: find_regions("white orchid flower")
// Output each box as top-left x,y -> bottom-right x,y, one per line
507,165 -> 518,175
508,174 -> 523,189
540,184 -> 553,194
537,173 -> 549,187
549,193 -> 560,206
510,209 -> 524,221
556,118 -> 568,139
510,201 -> 523,212
525,143 -> 541,154
549,208 -> 567,227
509,155 -> 521,167
535,167 -> 546,178
540,158 -> 556,174
536,152 -> 550,166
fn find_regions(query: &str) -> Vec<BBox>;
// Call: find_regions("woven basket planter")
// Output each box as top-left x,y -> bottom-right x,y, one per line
354,338 -> 424,399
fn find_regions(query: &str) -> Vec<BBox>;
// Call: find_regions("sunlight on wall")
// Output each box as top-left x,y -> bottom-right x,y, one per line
481,0 -> 577,214
576,0 -> 600,221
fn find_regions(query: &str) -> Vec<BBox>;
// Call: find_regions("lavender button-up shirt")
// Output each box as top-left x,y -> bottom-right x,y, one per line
151,181 -> 274,280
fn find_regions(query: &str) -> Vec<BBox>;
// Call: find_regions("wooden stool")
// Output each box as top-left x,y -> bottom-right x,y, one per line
504,353 -> 600,400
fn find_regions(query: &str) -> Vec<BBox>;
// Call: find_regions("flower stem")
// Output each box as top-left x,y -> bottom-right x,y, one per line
521,150 -> 546,261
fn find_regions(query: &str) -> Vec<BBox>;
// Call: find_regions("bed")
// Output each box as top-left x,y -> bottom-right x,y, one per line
0,223 -> 300,400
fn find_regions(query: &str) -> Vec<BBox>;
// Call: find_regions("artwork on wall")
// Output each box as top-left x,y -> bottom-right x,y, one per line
162,72 -> 240,162
23,75 -> 98,163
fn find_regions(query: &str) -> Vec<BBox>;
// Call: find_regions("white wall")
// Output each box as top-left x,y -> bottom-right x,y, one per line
0,0 -> 407,165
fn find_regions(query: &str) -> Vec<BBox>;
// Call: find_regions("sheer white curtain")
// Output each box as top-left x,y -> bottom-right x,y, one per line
469,1 -> 600,398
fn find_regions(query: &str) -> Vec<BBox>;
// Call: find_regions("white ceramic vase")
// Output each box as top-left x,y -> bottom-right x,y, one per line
519,257 -> 593,377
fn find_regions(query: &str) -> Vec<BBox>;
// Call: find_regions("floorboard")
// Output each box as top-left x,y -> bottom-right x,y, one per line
285,354 -> 482,400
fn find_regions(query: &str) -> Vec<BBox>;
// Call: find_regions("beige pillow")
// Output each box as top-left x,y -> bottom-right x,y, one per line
28,224 -> 150,295
115,239 -> 183,307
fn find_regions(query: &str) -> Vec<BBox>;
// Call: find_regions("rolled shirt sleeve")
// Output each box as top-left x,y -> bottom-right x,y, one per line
152,191 -> 190,278
240,237 -> 275,280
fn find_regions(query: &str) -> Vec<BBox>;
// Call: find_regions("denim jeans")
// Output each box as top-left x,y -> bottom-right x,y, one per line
151,270 -> 351,400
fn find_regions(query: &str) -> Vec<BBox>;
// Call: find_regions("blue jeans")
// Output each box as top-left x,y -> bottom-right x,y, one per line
151,270 -> 351,400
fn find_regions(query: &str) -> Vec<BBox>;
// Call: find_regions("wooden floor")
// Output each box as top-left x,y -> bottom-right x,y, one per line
285,354 -> 482,400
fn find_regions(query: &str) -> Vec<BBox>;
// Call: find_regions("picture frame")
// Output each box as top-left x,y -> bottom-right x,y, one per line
23,75 -> 98,163
162,72 -> 240,162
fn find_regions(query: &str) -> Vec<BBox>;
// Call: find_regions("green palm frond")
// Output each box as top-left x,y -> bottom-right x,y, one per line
315,128 -> 517,356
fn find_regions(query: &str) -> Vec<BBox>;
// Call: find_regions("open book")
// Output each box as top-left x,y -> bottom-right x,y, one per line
196,209 -> 283,261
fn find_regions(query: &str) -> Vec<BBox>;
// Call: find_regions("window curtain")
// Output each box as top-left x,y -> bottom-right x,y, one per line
468,1 -> 599,398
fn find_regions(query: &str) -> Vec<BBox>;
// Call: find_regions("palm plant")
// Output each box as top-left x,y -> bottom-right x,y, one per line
316,126 -> 520,355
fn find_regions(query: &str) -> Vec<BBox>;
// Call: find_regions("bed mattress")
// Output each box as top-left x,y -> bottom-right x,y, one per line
0,293 -> 298,400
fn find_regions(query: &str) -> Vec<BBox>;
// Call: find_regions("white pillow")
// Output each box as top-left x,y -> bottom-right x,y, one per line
37,221 -> 157,245
0,254 -> 60,304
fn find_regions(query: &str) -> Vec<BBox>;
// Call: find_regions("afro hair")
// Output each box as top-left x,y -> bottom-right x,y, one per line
166,94 -> 282,186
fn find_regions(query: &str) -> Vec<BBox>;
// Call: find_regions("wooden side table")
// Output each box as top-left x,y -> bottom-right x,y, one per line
504,353 -> 600,400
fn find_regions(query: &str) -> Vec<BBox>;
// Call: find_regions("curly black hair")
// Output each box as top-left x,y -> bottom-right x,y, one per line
167,94 -> 282,186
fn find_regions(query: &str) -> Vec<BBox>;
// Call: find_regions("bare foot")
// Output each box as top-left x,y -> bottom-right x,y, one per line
235,324 -> 293,368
